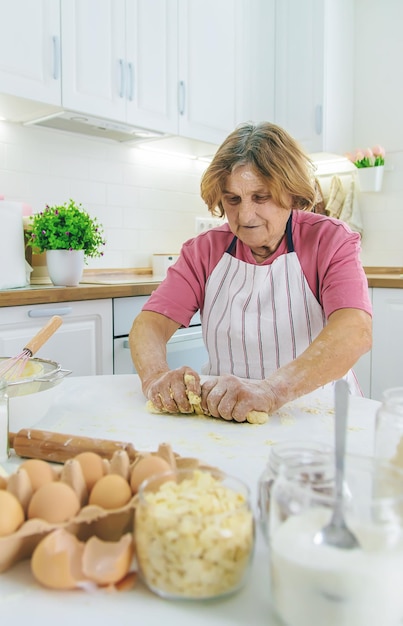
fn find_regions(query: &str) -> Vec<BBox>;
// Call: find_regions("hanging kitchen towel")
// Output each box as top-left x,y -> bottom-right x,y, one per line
338,177 -> 363,235
312,178 -> 327,214
325,175 -> 345,219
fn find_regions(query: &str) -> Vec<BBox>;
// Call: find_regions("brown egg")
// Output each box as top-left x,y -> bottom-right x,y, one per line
20,459 -> 56,492
89,474 -> 132,510
0,475 -> 7,489
28,482 -> 81,523
130,455 -> 171,494
82,533 -> 134,585
74,451 -> 105,491
0,490 -> 25,536
31,528 -> 86,589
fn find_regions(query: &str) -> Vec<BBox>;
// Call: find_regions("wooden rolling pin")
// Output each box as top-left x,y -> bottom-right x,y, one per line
9,429 -> 137,464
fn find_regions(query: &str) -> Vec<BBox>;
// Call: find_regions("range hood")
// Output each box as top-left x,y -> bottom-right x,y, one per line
0,93 -> 166,143
0,94 -> 218,157
24,109 -> 166,143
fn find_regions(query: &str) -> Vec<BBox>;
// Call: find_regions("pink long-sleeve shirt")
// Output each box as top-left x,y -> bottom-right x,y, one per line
143,211 -> 372,327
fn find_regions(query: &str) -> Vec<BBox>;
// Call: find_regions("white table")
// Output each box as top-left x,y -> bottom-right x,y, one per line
0,375 -> 380,625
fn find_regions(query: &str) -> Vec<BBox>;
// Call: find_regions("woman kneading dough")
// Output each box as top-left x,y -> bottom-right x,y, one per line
129,122 -> 372,423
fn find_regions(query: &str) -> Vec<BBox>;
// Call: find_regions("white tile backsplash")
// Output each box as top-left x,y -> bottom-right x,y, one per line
358,151 -> 403,267
1,118 -> 402,270
0,120 -> 207,269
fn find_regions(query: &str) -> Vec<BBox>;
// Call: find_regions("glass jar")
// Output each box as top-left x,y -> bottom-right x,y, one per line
135,467 -> 255,600
374,387 -> 403,467
269,454 -> 403,626
0,378 -> 9,462
258,440 -> 333,541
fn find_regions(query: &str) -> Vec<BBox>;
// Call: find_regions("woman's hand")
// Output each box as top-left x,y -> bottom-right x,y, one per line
201,375 -> 278,422
145,366 -> 202,414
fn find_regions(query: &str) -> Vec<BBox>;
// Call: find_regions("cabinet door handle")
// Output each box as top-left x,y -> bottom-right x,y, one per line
315,105 -> 323,135
123,340 -> 130,349
28,307 -> 73,318
127,62 -> 134,101
52,35 -> 60,80
118,58 -> 125,98
178,80 -> 186,115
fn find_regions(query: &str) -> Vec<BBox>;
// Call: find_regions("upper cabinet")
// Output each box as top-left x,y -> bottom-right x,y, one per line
178,0 -> 275,144
3,0 -> 352,150
274,0 -> 354,154
60,0 -> 275,145
61,0 -> 178,134
0,0 -> 61,105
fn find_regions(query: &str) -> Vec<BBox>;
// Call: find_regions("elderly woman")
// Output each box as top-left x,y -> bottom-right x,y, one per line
129,122 -> 372,422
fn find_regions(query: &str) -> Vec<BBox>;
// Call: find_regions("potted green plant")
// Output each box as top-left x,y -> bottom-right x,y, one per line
26,199 -> 106,286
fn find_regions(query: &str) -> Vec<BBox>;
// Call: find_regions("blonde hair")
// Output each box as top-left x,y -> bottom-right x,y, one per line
200,122 -> 316,217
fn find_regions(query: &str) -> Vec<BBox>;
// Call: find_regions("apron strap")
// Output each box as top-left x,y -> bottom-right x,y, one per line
285,212 -> 294,252
225,235 -> 238,255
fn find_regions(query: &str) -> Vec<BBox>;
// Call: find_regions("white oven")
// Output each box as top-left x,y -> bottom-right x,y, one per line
113,296 -> 208,375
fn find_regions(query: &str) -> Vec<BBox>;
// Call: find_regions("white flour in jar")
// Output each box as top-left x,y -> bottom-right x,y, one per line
270,508 -> 403,626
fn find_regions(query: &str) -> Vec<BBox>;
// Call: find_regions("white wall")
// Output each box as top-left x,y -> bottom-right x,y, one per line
0,121 -> 207,270
354,0 -> 403,267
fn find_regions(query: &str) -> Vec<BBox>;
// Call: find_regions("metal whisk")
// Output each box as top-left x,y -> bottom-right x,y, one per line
0,316 -> 63,381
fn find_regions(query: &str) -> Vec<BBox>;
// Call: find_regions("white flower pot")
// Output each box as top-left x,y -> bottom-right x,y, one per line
46,249 -> 85,286
356,166 -> 384,192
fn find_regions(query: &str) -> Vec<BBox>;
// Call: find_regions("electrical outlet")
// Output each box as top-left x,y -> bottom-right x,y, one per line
195,216 -> 223,234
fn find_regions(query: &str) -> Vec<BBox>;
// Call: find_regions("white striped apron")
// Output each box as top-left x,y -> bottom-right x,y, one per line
201,215 -> 361,394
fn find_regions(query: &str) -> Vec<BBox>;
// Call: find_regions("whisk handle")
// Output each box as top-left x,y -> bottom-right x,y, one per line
24,315 -> 63,356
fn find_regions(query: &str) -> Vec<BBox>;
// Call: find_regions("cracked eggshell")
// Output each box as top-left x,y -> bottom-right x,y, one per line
31,528 -> 86,590
82,533 -> 134,585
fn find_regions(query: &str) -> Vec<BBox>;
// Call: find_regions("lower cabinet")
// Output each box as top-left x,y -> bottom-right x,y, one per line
0,299 -> 113,376
353,287 -> 403,402
371,288 -> 403,402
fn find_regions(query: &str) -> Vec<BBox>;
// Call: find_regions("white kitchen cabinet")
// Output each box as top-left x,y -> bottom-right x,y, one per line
0,0 -> 61,105
177,0 -> 275,145
370,288 -> 403,402
61,0 -> 178,134
0,299 -> 113,377
60,0 -> 275,144
274,0 -> 354,154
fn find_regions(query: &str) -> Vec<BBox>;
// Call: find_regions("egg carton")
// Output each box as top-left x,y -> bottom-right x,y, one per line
0,443 -> 216,574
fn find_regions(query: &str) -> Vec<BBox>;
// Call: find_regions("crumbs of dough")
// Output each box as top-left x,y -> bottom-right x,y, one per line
276,410 -> 295,426
280,416 -> 295,426
207,433 -> 225,441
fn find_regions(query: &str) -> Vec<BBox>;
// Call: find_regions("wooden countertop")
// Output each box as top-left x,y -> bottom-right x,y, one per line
0,269 -> 161,307
1,267 -> 402,308
364,267 -> 403,288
